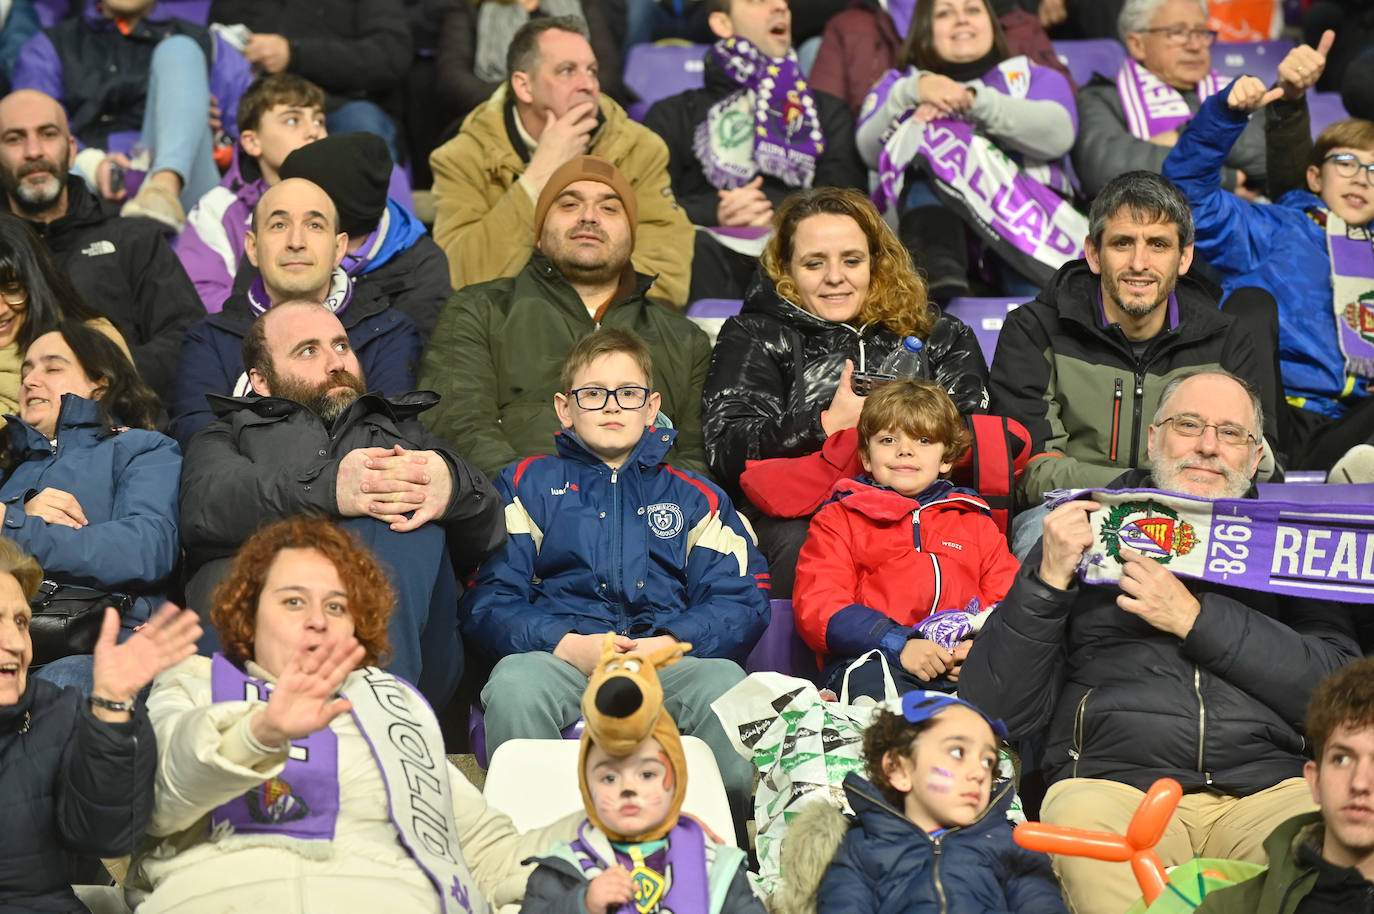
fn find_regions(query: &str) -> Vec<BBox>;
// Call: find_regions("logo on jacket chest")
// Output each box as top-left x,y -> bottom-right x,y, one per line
647,502 -> 684,539
80,240 -> 116,257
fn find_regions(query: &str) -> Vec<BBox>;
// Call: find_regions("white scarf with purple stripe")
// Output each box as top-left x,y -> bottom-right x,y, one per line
1115,57 -> 1225,140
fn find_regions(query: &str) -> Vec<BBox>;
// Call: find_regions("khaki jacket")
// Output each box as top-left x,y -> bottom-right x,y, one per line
429,84 -> 694,307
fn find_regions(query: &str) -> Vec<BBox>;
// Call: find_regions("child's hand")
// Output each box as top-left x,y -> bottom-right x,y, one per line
946,638 -> 974,682
900,638 -> 951,681
585,866 -> 635,914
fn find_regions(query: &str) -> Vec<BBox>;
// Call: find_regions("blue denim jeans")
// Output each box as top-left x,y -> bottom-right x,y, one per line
327,100 -> 401,164
143,34 -> 220,209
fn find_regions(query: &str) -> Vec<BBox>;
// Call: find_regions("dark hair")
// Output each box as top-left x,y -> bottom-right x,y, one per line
506,15 -> 591,86
211,516 -> 394,668
863,707 -> 939,809
560,327 -> 654,393
1088,171 -> 1195,249
0,212 -> 105,350
0,536 -> 42,600
898,0 -> 1011,72
236,72 -> 326,136
47,321 -> 160,430
1307,658 -> 1374,764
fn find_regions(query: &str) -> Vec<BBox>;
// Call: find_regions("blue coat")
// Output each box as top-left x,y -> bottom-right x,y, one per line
1162,89 -> 1369,418
461,427 -> 771,665
818,772 -> 1068,914
0,394 -> 181,623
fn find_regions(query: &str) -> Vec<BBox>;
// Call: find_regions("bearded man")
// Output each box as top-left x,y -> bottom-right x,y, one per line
178,300 -> 502,705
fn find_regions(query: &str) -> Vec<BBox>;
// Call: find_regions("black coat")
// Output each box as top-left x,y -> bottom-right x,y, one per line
27,177 -> 202,401
959,468 -> 1361,795
702,272 -> 990,489
641,53 -> 868,226
0,679 -> 155,913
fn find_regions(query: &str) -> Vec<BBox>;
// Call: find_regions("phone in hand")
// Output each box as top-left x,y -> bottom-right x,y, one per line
107,162 -> 126,197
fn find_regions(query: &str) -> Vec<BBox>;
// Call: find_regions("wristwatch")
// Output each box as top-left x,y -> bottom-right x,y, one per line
89,694 -> 134,713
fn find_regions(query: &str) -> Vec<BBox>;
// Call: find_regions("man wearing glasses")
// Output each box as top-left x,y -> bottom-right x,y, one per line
419,155 -> 712,480
1163,37 -> 1374,484
1072,0 -> 1267,200
962,368 -> 1361,914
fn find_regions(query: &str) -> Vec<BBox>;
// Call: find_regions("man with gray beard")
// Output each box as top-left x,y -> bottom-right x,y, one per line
961,369 -> 1360,914
178,301 -> 503,706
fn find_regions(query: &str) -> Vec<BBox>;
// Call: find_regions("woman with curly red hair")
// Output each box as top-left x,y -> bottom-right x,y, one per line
128,516 -> 581,913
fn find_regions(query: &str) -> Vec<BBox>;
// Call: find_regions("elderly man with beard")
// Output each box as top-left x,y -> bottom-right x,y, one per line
420,155 -> 711,479
960,369 -> 1361,914
178,301 -> 502,704
167,176 -> 420,450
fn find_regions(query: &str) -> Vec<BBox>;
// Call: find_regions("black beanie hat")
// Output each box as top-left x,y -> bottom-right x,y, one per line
279,132 -> 391,237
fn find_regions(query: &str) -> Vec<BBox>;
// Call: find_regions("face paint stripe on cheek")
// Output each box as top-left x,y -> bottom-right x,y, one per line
927,766 -> 953,793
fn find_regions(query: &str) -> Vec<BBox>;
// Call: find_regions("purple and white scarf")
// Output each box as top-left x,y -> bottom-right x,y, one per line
1061,489 -> 1374,603
1320,208 -> 1374,380
208,658 -> 490,913
566,818 -> 710,913
871,58 -> 1085,284
692,37 -> 825,190
1116,57 -> 1225,140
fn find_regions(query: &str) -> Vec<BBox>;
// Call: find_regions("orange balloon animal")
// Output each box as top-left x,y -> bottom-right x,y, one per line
1014,778 -> 1183,905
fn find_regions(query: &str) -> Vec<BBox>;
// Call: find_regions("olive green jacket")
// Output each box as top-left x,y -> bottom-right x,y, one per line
1195,813 -> 1320,914
418,253 -> 711,479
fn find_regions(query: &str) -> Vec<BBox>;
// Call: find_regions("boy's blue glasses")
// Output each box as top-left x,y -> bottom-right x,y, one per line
1325,153 -> 1374,181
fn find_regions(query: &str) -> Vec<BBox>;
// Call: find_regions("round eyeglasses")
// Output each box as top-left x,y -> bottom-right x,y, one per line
1324,153 -> 1374,182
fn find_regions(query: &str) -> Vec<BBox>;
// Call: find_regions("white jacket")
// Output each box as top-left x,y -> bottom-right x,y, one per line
127,656 -> 577,913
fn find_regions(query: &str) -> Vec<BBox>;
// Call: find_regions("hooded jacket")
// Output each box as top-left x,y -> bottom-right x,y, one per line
21,177 -> 203,400
175,147 -> 270,313
641,52 -> 867,227
1163,90 -> 1369,419
958,467 -> 1361,795
428,83 -> 694,307
339,198 -> 453,339
815,772 -> 1068,914
166,268 -> 422,449
702,272 -> 990,492
794,477 -> 1019,669
988,259 -> 1266,508
0,678 -> 156,914
460,426 -> 770,667
418,252 -> 711,479
0,395 -> 181,624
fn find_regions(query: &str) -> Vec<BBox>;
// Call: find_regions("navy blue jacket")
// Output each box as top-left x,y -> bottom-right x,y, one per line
1163,89 -> 1370,418
461,427 -> 771,665
1,394 -> 180,623
818,772 -> 1067,914
167,269 -> 422,450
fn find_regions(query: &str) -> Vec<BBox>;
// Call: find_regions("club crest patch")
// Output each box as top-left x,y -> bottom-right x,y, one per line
1343,292 -> 1374,346
246,776 -> 310,824
1099,500 -> 1197,565
647,502 -> 684,539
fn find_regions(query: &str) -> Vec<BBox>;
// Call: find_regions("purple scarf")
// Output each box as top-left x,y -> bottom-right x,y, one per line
693,37 -> 825,189
1116,57 -> 1224,140
568,818 -> 709,913
1320,208 -> 1374,380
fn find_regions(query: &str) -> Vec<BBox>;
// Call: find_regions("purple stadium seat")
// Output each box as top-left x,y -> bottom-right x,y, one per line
1211,39 -> 1295,87
36,0 -> 211,26
468,705 -> 585,768
686,298 -> 744,319
943,297 -> 1022,367
1307,92 -> 1349,139
624,42 -> 710,121
1258,482 -> 1373,502
1054,39 -> 1127,86
745,599 -> 818,681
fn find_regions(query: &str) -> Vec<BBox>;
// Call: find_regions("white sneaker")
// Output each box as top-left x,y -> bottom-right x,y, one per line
1328,444 -> 1374,484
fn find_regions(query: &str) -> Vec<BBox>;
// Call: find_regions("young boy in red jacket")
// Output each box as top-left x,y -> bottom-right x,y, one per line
794,379 -> 1020,700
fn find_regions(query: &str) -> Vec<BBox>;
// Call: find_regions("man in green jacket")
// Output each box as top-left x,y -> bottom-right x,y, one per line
1199,657 -> 1374,914
419,155 -> 711,480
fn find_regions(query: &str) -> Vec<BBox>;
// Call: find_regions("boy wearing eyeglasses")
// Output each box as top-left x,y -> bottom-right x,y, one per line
460,327 -> 769,843
1162,33 -> 1374,483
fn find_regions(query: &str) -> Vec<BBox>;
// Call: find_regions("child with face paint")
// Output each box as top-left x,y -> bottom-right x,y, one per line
520,638 -> 767,914
813,691 -> 1068,914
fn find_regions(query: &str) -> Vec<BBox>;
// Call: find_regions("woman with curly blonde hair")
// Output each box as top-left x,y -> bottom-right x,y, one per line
130,516 -> 581,913
703,187 -> 989,596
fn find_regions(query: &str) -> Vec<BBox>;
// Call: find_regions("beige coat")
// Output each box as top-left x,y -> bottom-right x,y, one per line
126,656 -> 578,913
429,84 -> 694,308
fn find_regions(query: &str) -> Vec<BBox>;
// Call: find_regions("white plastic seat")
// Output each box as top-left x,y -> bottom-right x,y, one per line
482,735 -> 737,847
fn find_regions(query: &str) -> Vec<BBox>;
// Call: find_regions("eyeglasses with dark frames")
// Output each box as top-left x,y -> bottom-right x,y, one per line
568,385 -> 651,410
1323,153 -> 1374,182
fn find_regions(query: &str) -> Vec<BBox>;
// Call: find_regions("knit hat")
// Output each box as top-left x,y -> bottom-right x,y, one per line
533,155 -> 638,245
577,633 -> 690,843
279,132 -> 391,237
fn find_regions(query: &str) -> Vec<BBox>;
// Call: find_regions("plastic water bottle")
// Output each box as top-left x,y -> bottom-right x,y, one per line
877,335 -> 930,380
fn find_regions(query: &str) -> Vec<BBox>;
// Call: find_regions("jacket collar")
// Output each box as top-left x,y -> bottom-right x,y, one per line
4,393 -> 110,455
552,424 -> 678,470
841,769 -> 1017,840
827,476 -> 989,520
740,268 -> 876,336
207,389 -> 441,425
1037,259 -> 1230,346
217,266 -> 394,332
518,252 -> 657,318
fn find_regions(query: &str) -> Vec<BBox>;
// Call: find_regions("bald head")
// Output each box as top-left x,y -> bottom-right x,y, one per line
246,177 -> 347,303
244,300 -> 366,420
0,90 -> 76,220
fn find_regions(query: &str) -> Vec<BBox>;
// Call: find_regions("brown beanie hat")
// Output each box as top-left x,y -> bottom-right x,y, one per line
533,155 -> 638,245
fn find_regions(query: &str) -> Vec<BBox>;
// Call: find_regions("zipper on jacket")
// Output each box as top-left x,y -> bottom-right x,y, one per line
1129,368 -> 1146,467
1069,688 -> 1093,778
1194,666 -> 1209,781
609,467 -> 626,632
927,555 -> 942,618
1109,379 -> 1123,462
932,837 -> 948,914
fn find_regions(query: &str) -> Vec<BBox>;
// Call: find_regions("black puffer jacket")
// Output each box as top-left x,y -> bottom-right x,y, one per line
702,272 -> 989,490
959,468 -> 1361,795
0,678 -> 155,913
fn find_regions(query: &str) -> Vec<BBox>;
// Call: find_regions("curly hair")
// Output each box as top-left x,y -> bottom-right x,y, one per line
862,707 -> 938,810
210,516 -> 394,668
761,188 -> 935,341
1307,658 -> 1374,764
